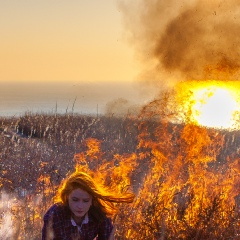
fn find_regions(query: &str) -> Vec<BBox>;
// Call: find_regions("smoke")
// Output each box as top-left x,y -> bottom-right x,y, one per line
0,191 -> 45,239
0,192 -> 16,239
105,98 -> 141,117
119,0 -> 240,88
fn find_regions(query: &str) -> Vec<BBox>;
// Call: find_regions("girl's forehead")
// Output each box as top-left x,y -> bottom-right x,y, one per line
69,188 -> 92,198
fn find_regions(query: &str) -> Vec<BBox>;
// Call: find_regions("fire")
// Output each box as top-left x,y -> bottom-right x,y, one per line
175,80 -> 240,130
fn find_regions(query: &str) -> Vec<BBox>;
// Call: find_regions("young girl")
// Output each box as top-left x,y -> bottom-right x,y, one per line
42,171 -> 135,240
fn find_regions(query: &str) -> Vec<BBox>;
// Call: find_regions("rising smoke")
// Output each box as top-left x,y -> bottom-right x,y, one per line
119,0 -> 240,87
0,192 -> 16,239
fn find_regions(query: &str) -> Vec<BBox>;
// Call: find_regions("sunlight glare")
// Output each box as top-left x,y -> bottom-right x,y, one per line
192,87 -> 238,129
176,81 -> 240,130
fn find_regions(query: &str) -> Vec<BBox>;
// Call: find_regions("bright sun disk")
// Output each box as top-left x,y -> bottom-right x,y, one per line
176,81 -> 240,130
192,87 -> 238,129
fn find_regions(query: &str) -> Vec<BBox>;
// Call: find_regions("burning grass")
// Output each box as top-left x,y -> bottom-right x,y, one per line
0,107 -> 239,239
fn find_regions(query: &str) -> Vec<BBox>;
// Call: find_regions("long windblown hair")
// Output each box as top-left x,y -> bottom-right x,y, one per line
54,171 -> 135,219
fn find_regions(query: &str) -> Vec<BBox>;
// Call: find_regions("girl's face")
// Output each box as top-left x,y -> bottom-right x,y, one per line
68,188 -> 92,221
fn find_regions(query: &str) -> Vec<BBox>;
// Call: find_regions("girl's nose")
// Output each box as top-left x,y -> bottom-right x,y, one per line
77,201 -> 84,208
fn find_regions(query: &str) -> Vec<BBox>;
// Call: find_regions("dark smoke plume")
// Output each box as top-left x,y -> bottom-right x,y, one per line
119,0 -> 240,87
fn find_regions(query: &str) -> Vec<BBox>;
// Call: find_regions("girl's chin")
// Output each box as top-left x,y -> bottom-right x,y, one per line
74,212 -> 85,218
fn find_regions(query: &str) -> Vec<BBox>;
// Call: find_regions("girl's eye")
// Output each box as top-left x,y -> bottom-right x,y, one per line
72,198 -> 79,202
83,199 -> 90,203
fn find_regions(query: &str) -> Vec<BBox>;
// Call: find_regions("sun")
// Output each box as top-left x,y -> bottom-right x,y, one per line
192,87 -> 238,129
175,80 -> 240,130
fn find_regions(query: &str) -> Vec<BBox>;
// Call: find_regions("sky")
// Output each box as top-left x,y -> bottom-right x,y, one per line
0,0 -> 139,83
1,0 -> 239,123
2,0 -> 240,85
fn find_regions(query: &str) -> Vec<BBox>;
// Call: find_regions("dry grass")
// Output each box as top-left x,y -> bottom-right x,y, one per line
0,111 -> 239,239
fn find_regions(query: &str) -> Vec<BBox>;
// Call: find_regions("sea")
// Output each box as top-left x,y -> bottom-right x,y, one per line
0,81 -> 151,117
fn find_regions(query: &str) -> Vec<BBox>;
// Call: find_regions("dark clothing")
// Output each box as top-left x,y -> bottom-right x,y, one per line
42,203 -> 113,240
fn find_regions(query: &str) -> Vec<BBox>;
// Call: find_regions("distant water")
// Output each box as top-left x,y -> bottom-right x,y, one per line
0,81 -> 151,117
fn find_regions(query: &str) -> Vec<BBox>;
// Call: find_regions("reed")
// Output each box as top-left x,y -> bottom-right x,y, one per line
0,112 -> 239,239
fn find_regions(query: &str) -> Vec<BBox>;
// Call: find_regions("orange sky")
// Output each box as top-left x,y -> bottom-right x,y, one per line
0,0 -> 138,83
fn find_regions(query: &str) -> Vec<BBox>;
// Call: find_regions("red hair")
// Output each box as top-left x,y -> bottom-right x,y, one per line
54,171 -> 135,216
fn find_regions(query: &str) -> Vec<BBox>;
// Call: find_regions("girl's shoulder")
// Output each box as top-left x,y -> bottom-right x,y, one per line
101,215 -> 113,227
96,216 -> 114,239
45,202 -> 65,212
44,202 -> 70,220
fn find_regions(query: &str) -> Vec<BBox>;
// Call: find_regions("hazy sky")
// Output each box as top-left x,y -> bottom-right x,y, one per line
0,0 -> 139,83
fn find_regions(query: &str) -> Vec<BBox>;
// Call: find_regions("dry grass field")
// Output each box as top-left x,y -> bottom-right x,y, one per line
0,110 -> 239,239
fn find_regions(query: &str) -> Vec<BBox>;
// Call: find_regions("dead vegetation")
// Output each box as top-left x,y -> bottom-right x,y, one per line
0,111 -> 239,239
